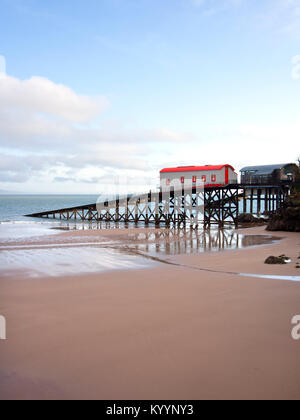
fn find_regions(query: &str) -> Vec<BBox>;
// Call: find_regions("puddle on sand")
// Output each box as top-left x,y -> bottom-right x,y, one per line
124,230 -> 281,256
0,227 -> 283,278
0,246 -> 153,278
0,220 -> 136,243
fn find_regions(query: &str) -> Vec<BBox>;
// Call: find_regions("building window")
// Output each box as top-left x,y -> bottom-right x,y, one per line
201,175 -> 206,182
192,176 -> 197,183
211,175 -> 216,182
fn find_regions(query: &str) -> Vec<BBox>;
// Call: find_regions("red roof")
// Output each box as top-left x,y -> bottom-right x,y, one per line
160,165 -> 235,173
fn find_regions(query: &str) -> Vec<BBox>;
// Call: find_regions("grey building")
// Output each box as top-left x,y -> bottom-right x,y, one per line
240,163 -> 299,185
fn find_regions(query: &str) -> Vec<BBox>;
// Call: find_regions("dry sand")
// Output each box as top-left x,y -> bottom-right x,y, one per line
0,225 -> 300,400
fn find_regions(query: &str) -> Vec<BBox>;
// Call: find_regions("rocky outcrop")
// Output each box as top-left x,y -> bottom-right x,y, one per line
266,191 -> 300,232
237,213 -> 266,224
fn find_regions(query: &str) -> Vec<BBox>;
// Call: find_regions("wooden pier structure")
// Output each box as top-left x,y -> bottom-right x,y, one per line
26,184 -> 290,227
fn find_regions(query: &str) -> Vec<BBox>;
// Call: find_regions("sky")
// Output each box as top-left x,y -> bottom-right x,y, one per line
0,0 -> 300,194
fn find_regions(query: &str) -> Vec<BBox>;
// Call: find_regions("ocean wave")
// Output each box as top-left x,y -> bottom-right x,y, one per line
0,220 -> 54,225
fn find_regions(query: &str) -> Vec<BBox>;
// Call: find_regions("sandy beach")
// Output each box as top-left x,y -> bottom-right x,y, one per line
0,225 -> 299,400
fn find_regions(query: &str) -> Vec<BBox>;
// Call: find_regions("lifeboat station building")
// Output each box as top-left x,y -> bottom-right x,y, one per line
160,165 -> 238,189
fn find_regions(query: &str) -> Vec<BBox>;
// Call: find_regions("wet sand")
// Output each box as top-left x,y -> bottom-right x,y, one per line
0,225 -> 300,400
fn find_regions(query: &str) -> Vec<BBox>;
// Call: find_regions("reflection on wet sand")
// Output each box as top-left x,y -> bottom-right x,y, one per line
124,229 -> 280,256
0,225 -> 282,278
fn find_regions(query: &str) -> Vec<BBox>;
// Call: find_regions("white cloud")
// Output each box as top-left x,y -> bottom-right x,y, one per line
1,67 -> 297,193
190,0 -> 300,36
0,75 -> 108,123
279,1 -> 300,37
238,0 -> 300,38
0,73 -> 191,190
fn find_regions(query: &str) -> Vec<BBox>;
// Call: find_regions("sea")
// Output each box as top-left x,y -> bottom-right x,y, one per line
0,195 -> 103,241
0,195 -> 100,223
0,193 -> 263,224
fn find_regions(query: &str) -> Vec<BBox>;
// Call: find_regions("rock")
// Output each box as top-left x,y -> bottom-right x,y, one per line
264,256 -> 290,265
267,169 -> 300,232
237,213 -> 266,224
266,190 -> 300,232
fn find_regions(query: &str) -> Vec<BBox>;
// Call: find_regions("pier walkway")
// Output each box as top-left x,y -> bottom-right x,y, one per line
26,184 -> 289,227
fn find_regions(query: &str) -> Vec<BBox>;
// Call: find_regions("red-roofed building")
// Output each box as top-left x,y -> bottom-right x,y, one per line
160,165 -> 238,188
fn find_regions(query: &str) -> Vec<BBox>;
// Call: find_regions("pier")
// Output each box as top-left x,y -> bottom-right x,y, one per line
239,185 -> 288,215
26,184 -> 290,227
